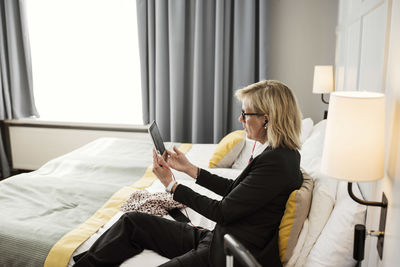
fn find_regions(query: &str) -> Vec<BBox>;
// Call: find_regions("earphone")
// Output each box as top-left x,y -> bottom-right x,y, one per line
156,155 -> 202,230
249,119 -> 269,164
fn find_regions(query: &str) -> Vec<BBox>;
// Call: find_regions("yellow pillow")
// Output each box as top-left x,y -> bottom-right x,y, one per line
208,130 -> 246,168
279,169 -> 314,265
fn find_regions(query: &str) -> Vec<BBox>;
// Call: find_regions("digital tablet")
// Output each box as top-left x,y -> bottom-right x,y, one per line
148,121 -> 166,156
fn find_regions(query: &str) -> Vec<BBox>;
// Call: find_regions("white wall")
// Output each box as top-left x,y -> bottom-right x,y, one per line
268,0 -> 338,123
381,0 -> 400,266
336,0 -> 400,266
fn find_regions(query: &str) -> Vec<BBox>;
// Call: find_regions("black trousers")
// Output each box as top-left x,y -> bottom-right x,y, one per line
73,212 -> 213,267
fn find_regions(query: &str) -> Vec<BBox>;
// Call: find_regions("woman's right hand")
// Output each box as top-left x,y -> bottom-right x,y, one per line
166,146 -> 198,178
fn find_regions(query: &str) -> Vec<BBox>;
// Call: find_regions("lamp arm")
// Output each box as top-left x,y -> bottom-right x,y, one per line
347,182 -> 387,207
321,94 -> 329,104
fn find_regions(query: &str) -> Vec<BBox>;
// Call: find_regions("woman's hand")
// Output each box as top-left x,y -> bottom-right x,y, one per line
166,146 -> 198,178
152,149 -> 173,187
165,146 -> 190,172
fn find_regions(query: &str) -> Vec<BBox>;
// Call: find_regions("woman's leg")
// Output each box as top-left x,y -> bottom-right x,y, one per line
158,230 -> 213,267
73,212 -> 208,267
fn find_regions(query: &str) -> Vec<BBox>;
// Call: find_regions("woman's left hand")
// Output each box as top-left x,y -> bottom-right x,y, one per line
152,148 -> 173,187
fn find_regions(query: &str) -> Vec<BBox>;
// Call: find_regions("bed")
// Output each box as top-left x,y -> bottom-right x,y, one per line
0,119 -> 367,267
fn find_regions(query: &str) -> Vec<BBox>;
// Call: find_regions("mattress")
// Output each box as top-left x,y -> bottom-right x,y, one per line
0,138 -> 191,266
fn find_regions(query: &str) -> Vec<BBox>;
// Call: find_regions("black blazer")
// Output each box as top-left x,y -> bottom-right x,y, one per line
174,146 -> 303,267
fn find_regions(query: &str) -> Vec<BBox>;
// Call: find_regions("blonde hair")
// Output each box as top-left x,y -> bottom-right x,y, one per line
235,80 -> 302,150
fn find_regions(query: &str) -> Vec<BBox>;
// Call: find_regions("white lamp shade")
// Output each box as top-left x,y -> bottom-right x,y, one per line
313,65 -> 334,93
321,91 -> 385,182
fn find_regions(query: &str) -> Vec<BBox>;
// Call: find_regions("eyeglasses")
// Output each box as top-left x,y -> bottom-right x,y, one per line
241,110 -> 264,122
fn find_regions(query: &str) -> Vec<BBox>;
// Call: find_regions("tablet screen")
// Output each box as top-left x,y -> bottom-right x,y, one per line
148,121 -> 166,155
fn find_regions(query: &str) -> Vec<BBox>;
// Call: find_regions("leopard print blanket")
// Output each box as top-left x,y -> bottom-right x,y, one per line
121,190 -> 186,216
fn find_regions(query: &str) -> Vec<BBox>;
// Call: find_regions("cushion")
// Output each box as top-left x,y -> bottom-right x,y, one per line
291,174 -> 338,267
279,169 -> 314,264
304,181 -> 367,267
287,218 -> 309,267
231,138 -> 268,169
208,130 -> 246,168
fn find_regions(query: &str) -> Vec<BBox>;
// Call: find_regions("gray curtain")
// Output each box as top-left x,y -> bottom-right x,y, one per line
0,0 -> 38,177
137,0 -> 269,143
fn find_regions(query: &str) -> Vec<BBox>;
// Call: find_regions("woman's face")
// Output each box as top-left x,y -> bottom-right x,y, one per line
238,102 -> 268,143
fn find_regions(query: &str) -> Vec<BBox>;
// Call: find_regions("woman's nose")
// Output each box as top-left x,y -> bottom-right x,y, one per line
238,115 -> 243,123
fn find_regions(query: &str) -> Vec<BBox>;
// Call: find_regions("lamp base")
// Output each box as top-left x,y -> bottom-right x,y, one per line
347,183 -> 388,259
323,110 -> 328,120
347,183 -> 387,207
321,94 -> 329,104
377,192 -> 388,259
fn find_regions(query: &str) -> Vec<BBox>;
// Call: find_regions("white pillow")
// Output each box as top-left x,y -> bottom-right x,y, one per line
232,118 -> 314,170
300,118 -> 314,144
292,174 -> 338,267
300,120 -> 327,174
304,182 -> 367,267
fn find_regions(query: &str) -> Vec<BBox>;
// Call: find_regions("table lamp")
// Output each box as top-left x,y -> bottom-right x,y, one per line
313,65 -> 334,119
321,91 -> 387,260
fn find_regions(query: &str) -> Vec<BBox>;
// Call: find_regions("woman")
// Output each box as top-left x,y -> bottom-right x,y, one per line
74,80 -> 303,267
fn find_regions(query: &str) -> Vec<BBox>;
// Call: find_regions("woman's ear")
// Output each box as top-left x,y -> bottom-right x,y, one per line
263,115 -> 269,127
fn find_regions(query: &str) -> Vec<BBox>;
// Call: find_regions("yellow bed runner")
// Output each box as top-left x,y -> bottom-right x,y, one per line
44,143 -> 192,267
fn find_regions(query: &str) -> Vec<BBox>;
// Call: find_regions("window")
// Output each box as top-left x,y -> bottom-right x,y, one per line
25,0 -> 143,125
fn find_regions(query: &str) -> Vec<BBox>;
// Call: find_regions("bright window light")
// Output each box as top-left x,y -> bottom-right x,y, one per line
25,0 -> 143,125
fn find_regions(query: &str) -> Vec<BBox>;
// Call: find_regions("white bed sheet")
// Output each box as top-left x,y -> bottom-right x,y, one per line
68,143 -> 243,267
